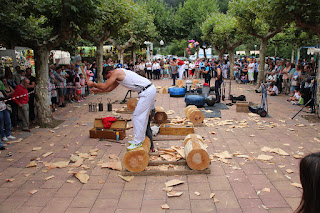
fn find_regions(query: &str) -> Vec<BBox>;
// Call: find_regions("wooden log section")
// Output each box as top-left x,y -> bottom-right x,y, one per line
185,105 -> 197,117
127,98 -> 138,111
186,107 -> 204,125
184,134 -> 210,170
154,107 -> 168,124
159,87 -> 168,94
192,79 -> 199,86
123,137 -> 151,172
183,134 -> 204,146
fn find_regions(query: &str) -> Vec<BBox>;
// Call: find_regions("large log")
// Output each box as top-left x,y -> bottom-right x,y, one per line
154,106 -> 168,124
183,134 -> 203,146
176,79 -> 184,87
186,107 -> 204,124
123,137 -> 151,172
185,105 -> 197,116
127,98 -> 138,111
184,134 -> 210,170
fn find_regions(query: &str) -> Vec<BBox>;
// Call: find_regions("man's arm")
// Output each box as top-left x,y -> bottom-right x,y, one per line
87,72 -> 117,91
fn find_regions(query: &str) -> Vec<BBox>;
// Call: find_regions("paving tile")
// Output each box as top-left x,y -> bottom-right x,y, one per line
144,182 -> 167,200
65,208 -> 91,213
190,200 -> 216,213
123,182 -> 146,191
98,182 -> 124,199
41,197 -> 73,213
115,209 -> 141,213
54,182 -> 82,198
166,190 -> 190,210
187,174 -> 208,183
230,182 -> 258,199
16,206 -> 43,213
284,197 -> 300,210
267,208 -> 293,213
91,198 -> 118,213
208,176 -> 232,191
188,182 -> 212,200
117,190 -> 144,209
24,188 -> 57,207
70,189 -> 100,208
259,189 -> 290,208
214,191 -> 240,209
272,181 -> 302,198
238,198 -> 268,213
141,199 -> 166,213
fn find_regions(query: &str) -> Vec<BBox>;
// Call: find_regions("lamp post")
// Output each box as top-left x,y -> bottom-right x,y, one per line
254,45 -> 257,56
160,40 -> 164,56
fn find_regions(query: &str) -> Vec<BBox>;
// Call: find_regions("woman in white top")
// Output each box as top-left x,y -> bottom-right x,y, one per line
248,60 -> 255,84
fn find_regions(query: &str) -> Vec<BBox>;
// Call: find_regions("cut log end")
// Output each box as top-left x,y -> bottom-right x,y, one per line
185,105 -> 197,117
154,112 -> 168,124
186,149 -> 210,170
123,137 -> 150,172
187,109 -> 204,124
127,98 -> 139,111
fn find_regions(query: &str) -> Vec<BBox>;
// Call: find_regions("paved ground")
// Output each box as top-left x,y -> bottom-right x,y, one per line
0,78 -> 319,213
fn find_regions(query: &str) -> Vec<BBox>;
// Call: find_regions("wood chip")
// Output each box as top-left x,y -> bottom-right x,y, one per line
98,181 -> 105,184
54,161 -> 70,168
42,152 -> 53,158
163,187 -> 173,192
210,131 -> 216,134
167,191 -> 183,197
262,188 -> 270,192
32,147 -> 42,151
288,128 -> 295,131
108,154 -> 119,160
7,138 -> 23,144
24,174 -> 31,177
26,161 -> 37,168
213,151 -> 232,159
66,180 -> 75,183
6,178 -> 14,182
69,154 -> 84,168
78,153 -> 90,158
101,161 -> 122,171
286,169 -> 294,174
214,198 -> 219,203
194,191 -> 201,196
161,204 -> 170,209
29,190 -> 38,195
49,130 -> 55,133
210,193 -> 215,198
290,182 -> 302,188
74,171 -> 89,184
293,155 -> 303,159
45,175 -> 55,181
118,174 -> 134,182
256,154 -> 273,161
165,179 -> 185,187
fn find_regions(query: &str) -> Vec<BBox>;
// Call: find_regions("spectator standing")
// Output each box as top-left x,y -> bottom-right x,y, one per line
194,58 -> 200,79
1,77 -> 17,128
12,78 -> 30,132
25,68 -> 36,123
247,59 -> 255,84
145,60 -> 152,79
54,66 -> 66,107
0,91 -> 16,148
170,59 -> 178,86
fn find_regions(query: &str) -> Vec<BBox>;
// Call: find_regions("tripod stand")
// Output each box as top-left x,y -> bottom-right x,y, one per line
120,90 -> 132,104
291,83 -> 316,119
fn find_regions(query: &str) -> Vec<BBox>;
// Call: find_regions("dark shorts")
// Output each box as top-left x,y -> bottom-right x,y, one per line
57,88 -> 65,97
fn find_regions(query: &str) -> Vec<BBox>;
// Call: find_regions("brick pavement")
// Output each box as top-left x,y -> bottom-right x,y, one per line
0,78 -> 319,213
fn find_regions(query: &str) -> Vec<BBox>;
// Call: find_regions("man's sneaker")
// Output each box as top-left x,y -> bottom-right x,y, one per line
126,142 -> 142,151
7,135 -> 16,140
2,137 -> 8,141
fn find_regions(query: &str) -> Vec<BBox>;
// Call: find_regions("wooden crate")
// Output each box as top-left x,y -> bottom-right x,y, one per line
89,118 -> 127,140
236,101 -> 250,113
159,123 -> 194,135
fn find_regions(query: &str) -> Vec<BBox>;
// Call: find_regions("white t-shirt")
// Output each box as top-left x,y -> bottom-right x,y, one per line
272,85 -> 279,95
146,62 -> 152,70
294,92 -> 301,100
248,63 -> 255,73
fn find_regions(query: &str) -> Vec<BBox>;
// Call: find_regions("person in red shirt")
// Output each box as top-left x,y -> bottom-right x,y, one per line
12,78 -> 30,132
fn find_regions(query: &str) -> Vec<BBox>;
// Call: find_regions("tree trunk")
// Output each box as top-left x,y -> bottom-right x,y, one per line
316,38 -> 320,116
257,38 -> 268,84
274,45 -> 277,57
245,45 -> 251,56
296,46 -> 301,63
291,45 -> 295,63
228,48 -> 235,79
34,47 -> 53,127
132,47 -> 136,64
118,49 -> 124,65
196,46 -> 199,58
96,42 -> 104,83
203,48 -> 207,59
217,50 -> 224,61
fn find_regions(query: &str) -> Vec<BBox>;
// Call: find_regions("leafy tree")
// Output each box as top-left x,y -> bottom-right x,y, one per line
139,0 -> 177,42
0,0 -> 97,126
229,0 -> 286,83
202,12 -> 247,77
168,39 -> 189,56
217,0 -> 230,13
82,0 -> 134,82
175,0 -> 220,57
108,2 -> 157,64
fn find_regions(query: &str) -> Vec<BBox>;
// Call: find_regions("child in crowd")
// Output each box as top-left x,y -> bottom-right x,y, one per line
267,82 -> 279,96
74,77 -> 81,102
79,73 -> 86,100
291,90 -> 304,105
288,88 -> 300,102
295,152 -> 320,213
240,73 -> 248,84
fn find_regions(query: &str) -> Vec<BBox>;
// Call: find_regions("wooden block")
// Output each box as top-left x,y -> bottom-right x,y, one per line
119,168 -> 211,176
236,101 -> 250,113
159,123 -> 194,135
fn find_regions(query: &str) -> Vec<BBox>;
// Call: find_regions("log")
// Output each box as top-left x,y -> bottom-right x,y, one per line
159,87 -> 168,94
127,98 -> 138,111
185,105 -> 197,117
183,134 -> 204,146
122,137 -> 151,172
184,134 -> 210,170
192,79 -> 199,86
176,80 -> 184,87
186,108 -> 204,125
154,107 -> 168,124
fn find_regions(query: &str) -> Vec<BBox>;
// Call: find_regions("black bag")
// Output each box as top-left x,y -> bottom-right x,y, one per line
230,95 -> 246,103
